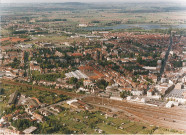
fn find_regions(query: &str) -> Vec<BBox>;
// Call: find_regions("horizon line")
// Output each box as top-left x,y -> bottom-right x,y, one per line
1,1 -> 185,4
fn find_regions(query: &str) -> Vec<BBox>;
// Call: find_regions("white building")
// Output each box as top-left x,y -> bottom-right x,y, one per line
79,24 -> 88,27
67,99 -> 78,105
166,101 -> 174,108
165,101 -> 179,108
110,96 -> 123,101
65,70 -> 89,79
131,90 -> 143,96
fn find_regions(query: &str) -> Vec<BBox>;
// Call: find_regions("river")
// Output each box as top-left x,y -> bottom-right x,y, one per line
84,24 -> 186,31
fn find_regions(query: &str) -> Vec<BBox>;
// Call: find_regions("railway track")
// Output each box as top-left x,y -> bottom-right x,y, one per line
3,80 -> 186,131
2,79 -> 81,98
83,96 -> 186,131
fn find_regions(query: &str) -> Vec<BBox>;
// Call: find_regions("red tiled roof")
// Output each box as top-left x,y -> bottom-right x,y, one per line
72,53 -> 83,57
0,37 -> 27,42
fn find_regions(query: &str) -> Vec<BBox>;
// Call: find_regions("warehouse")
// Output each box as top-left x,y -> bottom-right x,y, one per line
8,90 -> 18,105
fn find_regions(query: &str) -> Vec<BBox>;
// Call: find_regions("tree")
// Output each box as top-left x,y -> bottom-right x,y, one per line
0,88 -> 4,95
69,77 -> 78,84
137,56 -> 142,64
120,91 -> 128,98
10,58 -> 21,68
24,51 -> 29,63
11,119 -> 31,130
96,79 -> 108,90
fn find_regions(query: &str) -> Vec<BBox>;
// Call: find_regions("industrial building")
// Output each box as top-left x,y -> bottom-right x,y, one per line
8,91 -> 18,105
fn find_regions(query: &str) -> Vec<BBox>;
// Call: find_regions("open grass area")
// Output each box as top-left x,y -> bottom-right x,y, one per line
44,109 -> 182,134
1,83 -> 69,104
30,35 -> 67,42
0,100 -> 6,115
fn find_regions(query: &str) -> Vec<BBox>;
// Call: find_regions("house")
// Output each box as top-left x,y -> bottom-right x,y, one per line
40,110 -> 51,116
175,83 -> 184,89
147,89 -> 154,97
83,79 -> 94,87
50,106 -> 62,113
55,51 -> 64,57
182,76 -> 186,84
71,53 -> 83,57
32,113 -> 43,122
30,64 -> 41,72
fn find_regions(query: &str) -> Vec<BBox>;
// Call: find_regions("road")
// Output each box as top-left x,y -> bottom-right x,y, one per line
158,33 -> 173,81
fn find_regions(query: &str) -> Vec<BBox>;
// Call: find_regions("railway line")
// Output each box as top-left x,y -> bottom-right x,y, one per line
2,79 -> 81,98
83,96 -> 186,131
3,80 -> 186,131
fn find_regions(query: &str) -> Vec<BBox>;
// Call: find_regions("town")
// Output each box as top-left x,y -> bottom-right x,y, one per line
0,1 -> 186,134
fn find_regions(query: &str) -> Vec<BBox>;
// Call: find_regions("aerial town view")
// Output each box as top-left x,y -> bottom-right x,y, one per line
0,0 -> 186,134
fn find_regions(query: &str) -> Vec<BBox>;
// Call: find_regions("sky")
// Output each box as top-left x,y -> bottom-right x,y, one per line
1,0 -> 186,3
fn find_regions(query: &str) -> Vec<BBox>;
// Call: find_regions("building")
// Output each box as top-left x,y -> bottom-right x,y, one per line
8,91 -> 18,105
50,106 -> 62,113
131,90 -> 143,96
110,96 -> 123,101
23,126 -> 37,134
32,113 -> 43,122
165,89 -> 186,104
83,79 -> 94,87
166,101 -> 174,108
65,70 -> 89,79
165,101 -> 179,108
147,89 -> 153,97
40,110 -> 51,116
79,24 -> 88,27
155,82 -> 175,95
156,60 -> 162,72
175,83 -> 184,89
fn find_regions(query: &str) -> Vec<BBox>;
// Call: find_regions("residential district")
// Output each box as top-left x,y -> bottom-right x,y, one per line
1,2 -> 186,134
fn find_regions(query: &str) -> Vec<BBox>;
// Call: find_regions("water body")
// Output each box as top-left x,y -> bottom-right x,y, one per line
84,24 -> 186,31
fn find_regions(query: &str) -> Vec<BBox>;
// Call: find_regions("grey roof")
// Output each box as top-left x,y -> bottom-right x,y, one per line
8,90 -> 18,104
165,89 -> 186,99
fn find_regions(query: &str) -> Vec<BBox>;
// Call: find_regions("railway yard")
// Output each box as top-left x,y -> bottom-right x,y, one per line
2,79 -> 186,132
82,96 -> 186,132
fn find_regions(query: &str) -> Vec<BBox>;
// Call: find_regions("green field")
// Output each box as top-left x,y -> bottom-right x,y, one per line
42,109 -> 181,134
